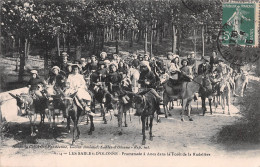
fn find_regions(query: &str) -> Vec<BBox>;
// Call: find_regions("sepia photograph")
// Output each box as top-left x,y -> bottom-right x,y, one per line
0,0 -> 260,166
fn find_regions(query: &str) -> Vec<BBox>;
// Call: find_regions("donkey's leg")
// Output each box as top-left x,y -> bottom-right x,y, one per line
118,105 -> 123,135
187,99 -> 193,121
145,117 -> 149,131
124,111 -> 127,127
209,98 -> 213,115
67,117 -> 71,133
149,116 -> 154,141
88,115 -> 94,135
141,116 -> 146,145
201,96 -> 206,116
101,104 -> 107,124
222,95 -> 226,114
181,99 -> 187,121
227,93 -> 230,115
163,93 -> 169,118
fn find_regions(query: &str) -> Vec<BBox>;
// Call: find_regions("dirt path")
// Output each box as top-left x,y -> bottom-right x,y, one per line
1,95 -> 260,167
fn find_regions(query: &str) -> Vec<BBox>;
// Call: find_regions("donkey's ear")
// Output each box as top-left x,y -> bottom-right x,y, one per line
70,91 -> 78,98
9,93 -> 18,99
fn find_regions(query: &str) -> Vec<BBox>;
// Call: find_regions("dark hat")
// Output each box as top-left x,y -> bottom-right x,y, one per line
71,64 -> 81,69
109,63 -> 117,69
218,59 -> 224,63
98,61 -> 106,66
201,57 -> 209,62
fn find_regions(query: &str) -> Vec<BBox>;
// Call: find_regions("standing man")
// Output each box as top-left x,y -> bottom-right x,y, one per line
187,51 -> 197,76
209,51 -> 219,72
197,58 -> 211,76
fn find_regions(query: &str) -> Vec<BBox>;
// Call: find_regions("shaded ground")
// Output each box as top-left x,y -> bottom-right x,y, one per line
1,94 -> 260,167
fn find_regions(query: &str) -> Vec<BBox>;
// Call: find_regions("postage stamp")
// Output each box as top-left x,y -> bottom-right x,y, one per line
217,2 -> 260,66
222,3 -> 258,46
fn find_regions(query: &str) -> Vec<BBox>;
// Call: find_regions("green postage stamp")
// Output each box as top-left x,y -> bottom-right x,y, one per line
222,3 -> 259,46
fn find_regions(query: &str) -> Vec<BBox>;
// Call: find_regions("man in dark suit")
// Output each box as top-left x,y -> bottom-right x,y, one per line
198,58 -> 211,76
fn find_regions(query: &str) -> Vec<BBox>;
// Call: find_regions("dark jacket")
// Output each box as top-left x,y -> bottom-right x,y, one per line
28,77 -> 45,91
138,70 -> 156,88
198,63 -> 211,75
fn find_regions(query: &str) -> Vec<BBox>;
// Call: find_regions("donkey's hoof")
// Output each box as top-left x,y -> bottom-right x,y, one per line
142,140 -> 146,145
72,141 -> 75,145
168,113 -> 172,117
165,115 -> 168,118
181,118 -> 184,122
124,124 -> 128,127
157,119 -> 161,123
118,131 -> 122,136
189,118 -> 193,121
149,136 -> 153,141
104,120 -> 107,124
145,127 -> 149,131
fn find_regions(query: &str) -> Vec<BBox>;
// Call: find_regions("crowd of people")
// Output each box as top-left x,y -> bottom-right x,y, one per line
26,50 -> 243,116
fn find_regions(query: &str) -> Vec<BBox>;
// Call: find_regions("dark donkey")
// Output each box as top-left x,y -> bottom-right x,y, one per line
199,75 -> 213,115
127,89 -> 161,145
61,91 -> 94,145
9,93 -> 43,136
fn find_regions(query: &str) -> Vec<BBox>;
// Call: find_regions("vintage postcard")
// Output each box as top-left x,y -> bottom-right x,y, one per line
0,0 -> 260,167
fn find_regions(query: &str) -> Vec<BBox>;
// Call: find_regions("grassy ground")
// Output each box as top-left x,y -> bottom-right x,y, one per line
215,80 -> 260,145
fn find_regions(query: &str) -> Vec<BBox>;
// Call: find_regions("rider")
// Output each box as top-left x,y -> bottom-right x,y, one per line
209,69 -> 222,95
130,54 -> 140,69
180,59 -> 193,81
105,63 -> 123,96
137,61 -> 164,115
168,55 -> 181,86
187,51 -> 197,75
118,60 -> 128,77
198,57 -> 211,76
97,61 -> 108,82
98,52 -> 109,69
110,54 -> 121,68
209,51 -> 219,73
46,66 -> 66,90
59,52 -> 70,73
28,70 -> 46,94
66,64 -> 93,116
89,55 -> 98,72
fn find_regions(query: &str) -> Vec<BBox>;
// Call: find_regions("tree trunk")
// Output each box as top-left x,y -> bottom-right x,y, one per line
172,24 -> 177,54
130,29 -> 134,47
150,25 -> 153,57
116,27 -> 119,54
93,29 -> 97,54
201,25 -> 205,58
193,29 -> 197,55
44,41 -> 49,77
57,34 -> 60,57
144,26 -> 148,54
18,38 -> 27,82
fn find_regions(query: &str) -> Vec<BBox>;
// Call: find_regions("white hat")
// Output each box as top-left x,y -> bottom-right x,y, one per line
30,70 -> 38,74
100,52 -> 107,57
140,61 -> 151,71
51,66 -> 60,72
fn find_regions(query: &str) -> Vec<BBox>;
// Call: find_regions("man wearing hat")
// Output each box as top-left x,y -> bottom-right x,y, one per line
187,51 -> 197,75
130,54 -> 140,69
97,61 -> 108,82
143,54 -> 150,61
59,53 -> 70,74
89,55 -> 98,72
137,61 -> 164,115
28,70 -> 46,93
209,51 -> 219,72
198,57 -> 211,76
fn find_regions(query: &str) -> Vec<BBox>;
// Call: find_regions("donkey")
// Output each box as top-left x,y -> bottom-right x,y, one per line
219,77 -> 231,115
9,93 -> 38,136
127,89 -> 161,145
61,91 -> 94,145
162,75 -> 207,121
